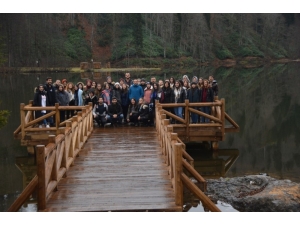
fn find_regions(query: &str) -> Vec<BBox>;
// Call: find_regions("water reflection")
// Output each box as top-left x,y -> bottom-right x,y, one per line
189,148 -> 239,179
184,147 -> 240,212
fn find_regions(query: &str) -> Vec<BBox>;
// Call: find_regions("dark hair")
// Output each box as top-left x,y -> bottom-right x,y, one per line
175,80 -> 182,87
46,77 -> 52,81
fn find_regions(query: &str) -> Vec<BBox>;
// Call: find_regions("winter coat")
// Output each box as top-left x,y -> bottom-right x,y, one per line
85,95 -> 98,107
127,104 -> 139,120
161,87 -> 174,103
138,103 -> 149,120
77,89 -> 83,106
43,83 -> 57,106
173,87 -> 186,103
93,103 -> 108,117
101,89 -> 112,105
56,90 -> 69,106
143,87 -> 153,104
120,91 -> 130,106
33,90 -> 50,118
187,87 -> 200,103
112,87 -> 121,104
129,84 -> 144,102
199,87 -> 214,102
108,102 -> 123,116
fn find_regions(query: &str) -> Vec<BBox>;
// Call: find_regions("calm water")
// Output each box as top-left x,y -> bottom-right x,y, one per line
1,62 -> 300,211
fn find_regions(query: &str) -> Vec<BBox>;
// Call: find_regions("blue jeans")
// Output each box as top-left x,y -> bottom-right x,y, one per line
174,107 -> 183,118
40,112 -> 48,125
108,114 -> 124,124
191,107 -> 198,123
201,106 -> 210,123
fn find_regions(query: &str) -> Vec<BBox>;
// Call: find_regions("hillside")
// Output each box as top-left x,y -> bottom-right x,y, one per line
0,13 -> 299,68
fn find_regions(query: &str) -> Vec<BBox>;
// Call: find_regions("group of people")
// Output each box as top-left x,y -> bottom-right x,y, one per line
33,72 -> 219,128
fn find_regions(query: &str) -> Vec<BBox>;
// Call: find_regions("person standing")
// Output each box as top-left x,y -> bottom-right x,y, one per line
85,90 -> 98,107
66,82 -> 75,119
143,82 -> 153,104
56,84 -> 69,122
120,83 -> 130,124
128,79 -> 144,103
124,72 -> 133,87
187,82 -> 200,124
106,76 -> 114,90
150,77 -> 156,86
43,77 -> 56,126
101,83 -> 112,106
212,80 -> 218,97
74,84 -> 83,106
139,78 -> 147,90
33,84 -> 50,128
199,79 -> 214,123
173,80 -> 186,119
112,82 -> 122,104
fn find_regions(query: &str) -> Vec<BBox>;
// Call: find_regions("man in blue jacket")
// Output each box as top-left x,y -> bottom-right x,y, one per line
128,79 -> 144,102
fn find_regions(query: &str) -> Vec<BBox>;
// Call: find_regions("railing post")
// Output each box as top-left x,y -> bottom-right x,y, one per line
88,102 -> 93,133
20,103 -> 25,140
221,98 -> 225,141
36,145 -> 46,210
185,99 -> 189,142
55,103 -> 60,135
48,135 -> 58,191
66,121 -> 74,165
58,127 -> 67,177
174,143 -> 183,206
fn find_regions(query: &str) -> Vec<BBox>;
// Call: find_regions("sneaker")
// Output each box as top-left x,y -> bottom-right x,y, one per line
104,123 -> 111,127
39,125 -> 43,128
46,124 -> 50,128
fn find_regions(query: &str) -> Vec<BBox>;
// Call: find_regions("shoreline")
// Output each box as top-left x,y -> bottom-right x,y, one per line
0,58 -> 299,74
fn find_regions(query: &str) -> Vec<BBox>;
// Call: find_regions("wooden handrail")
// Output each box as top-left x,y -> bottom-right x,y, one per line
7,175 -> 38,212
155,103 -> 221,212
181,173 -> 221,212
9,103 -> 94,211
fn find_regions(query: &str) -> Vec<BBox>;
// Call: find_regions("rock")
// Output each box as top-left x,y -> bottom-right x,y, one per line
205,175 -> 300,212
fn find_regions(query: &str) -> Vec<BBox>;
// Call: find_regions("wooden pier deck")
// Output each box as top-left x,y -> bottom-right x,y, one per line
42,126 -> 181,212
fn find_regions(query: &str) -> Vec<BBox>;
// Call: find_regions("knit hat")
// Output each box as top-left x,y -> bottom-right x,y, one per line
114,82 -> 120,86
141,78 -> 146,82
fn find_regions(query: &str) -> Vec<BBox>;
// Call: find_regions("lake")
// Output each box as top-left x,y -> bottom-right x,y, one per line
1,62 -> 300,212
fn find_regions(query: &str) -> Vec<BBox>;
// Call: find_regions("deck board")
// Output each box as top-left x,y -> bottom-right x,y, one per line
44,126 -> 181,212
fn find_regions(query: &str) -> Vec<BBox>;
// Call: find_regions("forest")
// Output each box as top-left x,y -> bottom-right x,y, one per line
0,13 -> 299,68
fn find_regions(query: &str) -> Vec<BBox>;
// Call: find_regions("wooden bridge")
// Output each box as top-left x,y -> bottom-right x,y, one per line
9,98 -> 239,212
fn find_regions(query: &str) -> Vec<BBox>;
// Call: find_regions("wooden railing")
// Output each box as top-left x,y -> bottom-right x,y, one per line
155,102 -> 221,212
156,98 -> 239,144
8,103 -> 94,212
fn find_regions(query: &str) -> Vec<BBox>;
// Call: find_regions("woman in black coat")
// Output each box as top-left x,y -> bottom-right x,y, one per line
199,79 -> 214,123
33,84 -> 50,128
187,82 -> 200,123
56,84 -> 69,122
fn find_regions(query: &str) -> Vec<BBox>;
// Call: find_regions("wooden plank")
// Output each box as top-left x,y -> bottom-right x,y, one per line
44,127 -> 179,212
